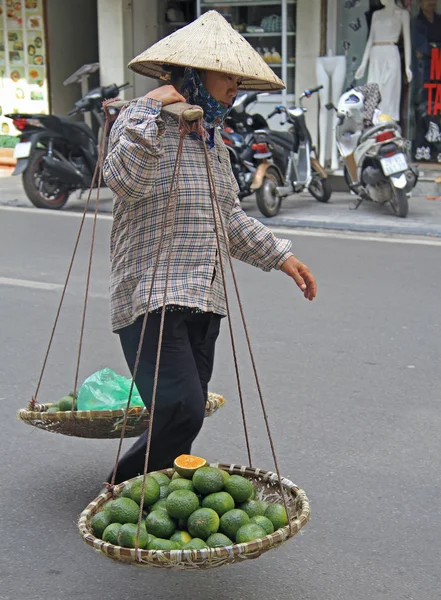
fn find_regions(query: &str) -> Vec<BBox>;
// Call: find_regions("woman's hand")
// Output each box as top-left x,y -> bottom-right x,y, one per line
146,85 -> 186,106
280,256 -> 317,301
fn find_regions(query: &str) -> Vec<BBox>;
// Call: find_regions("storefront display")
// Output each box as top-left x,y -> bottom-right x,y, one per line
315,52 -> 347,170
196,0 -> 296,99
0,0 -> 48,136
408,0 -> 441,163
334,0 -> 441,163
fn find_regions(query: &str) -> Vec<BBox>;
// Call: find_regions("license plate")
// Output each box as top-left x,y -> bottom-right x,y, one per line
380,153 -> 408,176
13,141 -> 32,159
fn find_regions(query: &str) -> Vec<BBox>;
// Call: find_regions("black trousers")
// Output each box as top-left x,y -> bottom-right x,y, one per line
109,311 -> 222,484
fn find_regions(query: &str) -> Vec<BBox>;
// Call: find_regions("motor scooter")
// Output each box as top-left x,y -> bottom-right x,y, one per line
326,83 -> 418,218
6,80 -> 129,209
249,86 -> 332,217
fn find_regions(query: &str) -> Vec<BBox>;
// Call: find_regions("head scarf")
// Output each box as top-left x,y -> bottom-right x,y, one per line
180,67 -> 234,148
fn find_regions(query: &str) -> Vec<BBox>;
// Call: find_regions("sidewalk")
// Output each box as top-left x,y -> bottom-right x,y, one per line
1,167 -> 441,237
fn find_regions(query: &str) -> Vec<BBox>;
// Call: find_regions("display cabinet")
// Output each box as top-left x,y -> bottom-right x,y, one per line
196,0 -> 297,101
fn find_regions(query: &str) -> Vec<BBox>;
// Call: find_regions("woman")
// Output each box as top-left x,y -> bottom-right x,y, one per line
103,11 -> 317,485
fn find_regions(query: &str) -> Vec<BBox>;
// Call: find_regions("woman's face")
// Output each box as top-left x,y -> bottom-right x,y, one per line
199,71 -> 241,107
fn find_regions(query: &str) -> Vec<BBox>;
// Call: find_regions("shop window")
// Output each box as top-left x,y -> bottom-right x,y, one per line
335,0 -> 441,163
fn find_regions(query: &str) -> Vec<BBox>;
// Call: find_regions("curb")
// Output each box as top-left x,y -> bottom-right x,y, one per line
255,216 -> 441,238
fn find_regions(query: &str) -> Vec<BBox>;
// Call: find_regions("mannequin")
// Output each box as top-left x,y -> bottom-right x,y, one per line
315,50 -> 347,171
355,0 -> 412,121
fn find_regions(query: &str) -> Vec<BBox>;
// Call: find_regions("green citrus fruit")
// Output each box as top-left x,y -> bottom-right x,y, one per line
219,509 -> 250,541
166,489 -> 200,519
128,476 -> 161,507
250,515 -> 274,534
182,538 -> 208,550
147,538 -> 179,551
220,470 -> 230,485
117,522 -> 149,549
264,503 -> 289,529
102,500 -> 115,515
150,498 -> 168,512
239,500 -> 268,518
187,508 -> 219,540
170,530 -> 192,547
206,533 -> 233,548
201,492 -> 235,516
224,475 -> 254,503
168,478 -> 195,494
108,497 -> 141,524
149,472 -> 171,487
159,484 -> 171,499
57,395 -> 74,411
192,467 -> 225,495
91,511 -> 111,537
102,522 -> 122,544
145,509 -> 176,539
235,523 -> 267,543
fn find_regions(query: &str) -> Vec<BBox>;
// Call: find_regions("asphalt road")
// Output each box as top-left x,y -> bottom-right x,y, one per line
1,206 -> 440,600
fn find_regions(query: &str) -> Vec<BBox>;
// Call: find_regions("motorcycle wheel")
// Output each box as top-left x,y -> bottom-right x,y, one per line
22,149 -> 70,210
255,166 -> 282,217
390,186 -> 409,218
308,171 -> 332,203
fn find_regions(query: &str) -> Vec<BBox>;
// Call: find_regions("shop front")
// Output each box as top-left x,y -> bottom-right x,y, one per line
0,0 -> 99,141
326,0 -> 441,168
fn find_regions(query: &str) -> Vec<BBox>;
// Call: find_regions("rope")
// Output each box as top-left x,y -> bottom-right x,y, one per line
200,143 -> 252,467
200,141 -> 294,534
29,117 -> 106,409
71,116 -> 110,421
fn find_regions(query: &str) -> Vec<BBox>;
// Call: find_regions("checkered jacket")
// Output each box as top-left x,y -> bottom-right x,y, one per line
103,97 -> 293,332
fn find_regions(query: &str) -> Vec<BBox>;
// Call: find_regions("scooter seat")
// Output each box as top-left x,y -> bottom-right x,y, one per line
58,116 -> 97,142
268,130 -> 293,150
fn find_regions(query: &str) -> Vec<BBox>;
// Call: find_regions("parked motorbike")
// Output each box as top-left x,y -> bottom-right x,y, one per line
220,127 -> 261,201
249,86 -> 332,217
6,82 -> 129,209
327,83 -> 418,218
224,91 -> 269,136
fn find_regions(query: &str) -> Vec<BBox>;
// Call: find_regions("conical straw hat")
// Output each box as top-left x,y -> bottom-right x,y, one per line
128,10 -> 285,91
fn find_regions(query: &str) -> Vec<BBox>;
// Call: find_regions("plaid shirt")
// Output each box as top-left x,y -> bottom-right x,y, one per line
104,97 -> 293,332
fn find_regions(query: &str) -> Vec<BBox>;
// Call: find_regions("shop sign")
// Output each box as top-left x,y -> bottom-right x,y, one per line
0,0 -> 49,137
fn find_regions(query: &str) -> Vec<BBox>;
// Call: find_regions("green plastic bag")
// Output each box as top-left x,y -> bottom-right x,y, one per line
76,368 -> 145,411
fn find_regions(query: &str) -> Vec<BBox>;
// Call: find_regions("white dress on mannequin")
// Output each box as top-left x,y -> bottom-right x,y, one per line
315,51 -> 347,171
355,0 -> 412,121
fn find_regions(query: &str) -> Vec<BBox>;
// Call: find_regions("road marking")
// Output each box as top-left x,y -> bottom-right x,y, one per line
2,204 -> 441,246
0,276 -> 63,291
0,204 -> 112,220
0,276 -> 108,299
270,227 -> 441,246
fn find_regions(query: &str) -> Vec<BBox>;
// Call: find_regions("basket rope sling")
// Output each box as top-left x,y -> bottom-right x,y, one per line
26,97 -> 310,568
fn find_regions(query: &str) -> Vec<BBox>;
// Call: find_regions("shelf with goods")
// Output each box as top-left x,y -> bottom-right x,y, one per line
160,0 -> 197,35
196,0 -> 296,107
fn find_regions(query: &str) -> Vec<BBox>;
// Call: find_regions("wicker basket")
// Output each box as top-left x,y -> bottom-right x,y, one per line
78,463 -> 310,569
17,392 -> 225,439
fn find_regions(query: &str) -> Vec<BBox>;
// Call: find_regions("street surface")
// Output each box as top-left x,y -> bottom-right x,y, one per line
0,206 -> 440,600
